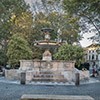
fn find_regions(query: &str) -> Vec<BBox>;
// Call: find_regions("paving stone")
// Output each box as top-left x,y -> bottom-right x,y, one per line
0,77 -> 100,100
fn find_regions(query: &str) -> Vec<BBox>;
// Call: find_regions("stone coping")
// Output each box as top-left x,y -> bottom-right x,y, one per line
21,94 -> 94,100
20,60 -> 75,63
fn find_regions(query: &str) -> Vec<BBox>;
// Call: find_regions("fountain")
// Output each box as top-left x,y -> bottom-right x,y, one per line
19,28 -> 77,82
34,28 -> 61,61
5,28 -> 90,83
32,28 -> 65,81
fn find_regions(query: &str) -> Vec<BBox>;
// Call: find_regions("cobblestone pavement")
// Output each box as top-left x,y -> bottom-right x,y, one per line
0,77 -> 100,100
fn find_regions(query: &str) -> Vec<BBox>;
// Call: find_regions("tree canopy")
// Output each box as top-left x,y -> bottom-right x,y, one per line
32,12 -> 80,44
7,33 -> 33,67
0,0 -> 33,65
0,0 -> 86,67
63,0 -> 100,36
0,0 -> 29,42
54,44 -> 84,66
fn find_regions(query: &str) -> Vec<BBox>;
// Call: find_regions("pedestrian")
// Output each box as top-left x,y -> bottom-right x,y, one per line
95,65 -> 99,76
92,66 -> 96,77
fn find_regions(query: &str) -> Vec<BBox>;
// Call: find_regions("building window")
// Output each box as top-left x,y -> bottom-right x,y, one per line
92,55 -> 94,60
89,51 -> 91,53
89,55 -> 91,60
96,55 -> 98,60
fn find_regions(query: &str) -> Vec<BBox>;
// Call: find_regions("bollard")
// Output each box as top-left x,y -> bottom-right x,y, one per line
75,73 -> 80,86
20,72 -> 26,85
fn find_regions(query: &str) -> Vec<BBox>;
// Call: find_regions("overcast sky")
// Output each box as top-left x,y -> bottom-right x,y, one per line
80,33 -> 94,47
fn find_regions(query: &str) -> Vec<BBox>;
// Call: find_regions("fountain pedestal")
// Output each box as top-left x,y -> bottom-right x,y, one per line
42,50 -> 52,61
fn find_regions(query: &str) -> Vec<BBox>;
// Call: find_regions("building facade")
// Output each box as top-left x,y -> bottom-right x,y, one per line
84,43 -> 100,70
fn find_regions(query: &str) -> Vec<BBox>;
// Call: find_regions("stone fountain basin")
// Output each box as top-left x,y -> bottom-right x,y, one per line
34,40 -> 61,48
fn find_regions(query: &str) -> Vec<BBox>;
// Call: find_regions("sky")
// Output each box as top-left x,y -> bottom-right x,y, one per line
25,0 -> 94,47
80,32 -> 94,47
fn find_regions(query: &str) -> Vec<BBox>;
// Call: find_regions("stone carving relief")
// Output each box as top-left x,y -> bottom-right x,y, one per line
40,62 -> 53,72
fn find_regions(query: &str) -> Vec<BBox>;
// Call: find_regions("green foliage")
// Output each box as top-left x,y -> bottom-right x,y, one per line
0,0 -> 29,41
47,12 -> 80,43
0,0 -> 30,65
32,46 -> 42,59
7,33 -> 33,67
63,0 -> 100,34
32,12 -> 52,41
10,11 -> 33,41
0,0 -> 28,14
54,44 -> 84,66
63,0 -> 100,15
31,11 -> 81,59
0,0 -> 84,65
32,12 -> 80,44
0,49 -> 7,65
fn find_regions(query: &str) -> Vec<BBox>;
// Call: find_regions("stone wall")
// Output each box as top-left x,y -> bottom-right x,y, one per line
5,69 -> 20,80
5,60 -> 90,83
19,60 -> 75,72
19,60 -> 76,82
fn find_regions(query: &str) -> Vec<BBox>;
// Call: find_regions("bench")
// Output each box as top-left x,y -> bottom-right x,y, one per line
20,94 -> 94,100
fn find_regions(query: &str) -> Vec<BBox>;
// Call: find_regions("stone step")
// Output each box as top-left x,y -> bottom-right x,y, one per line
33,74 -> 53,78
32,79 -> 54,82
32,74 -> 66,82
20,94 -> 94,100
32,78 -> 67,82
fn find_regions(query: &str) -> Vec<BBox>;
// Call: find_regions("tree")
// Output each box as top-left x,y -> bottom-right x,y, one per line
63,0 -> 100,36
10,11 -> 33,41
0,0 -> 29,44
54,44 -> 84,66
32,12 -> 52,41
0,49 -> 7,66
32,12 -> 80,44
32,46 -> 43,59
31,0 -> 81,43
0,0 -> 29,65
7,33 -> 33,68
30,11 -> 81,60
32,0 -> 62,14
29,1 -> 82,60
